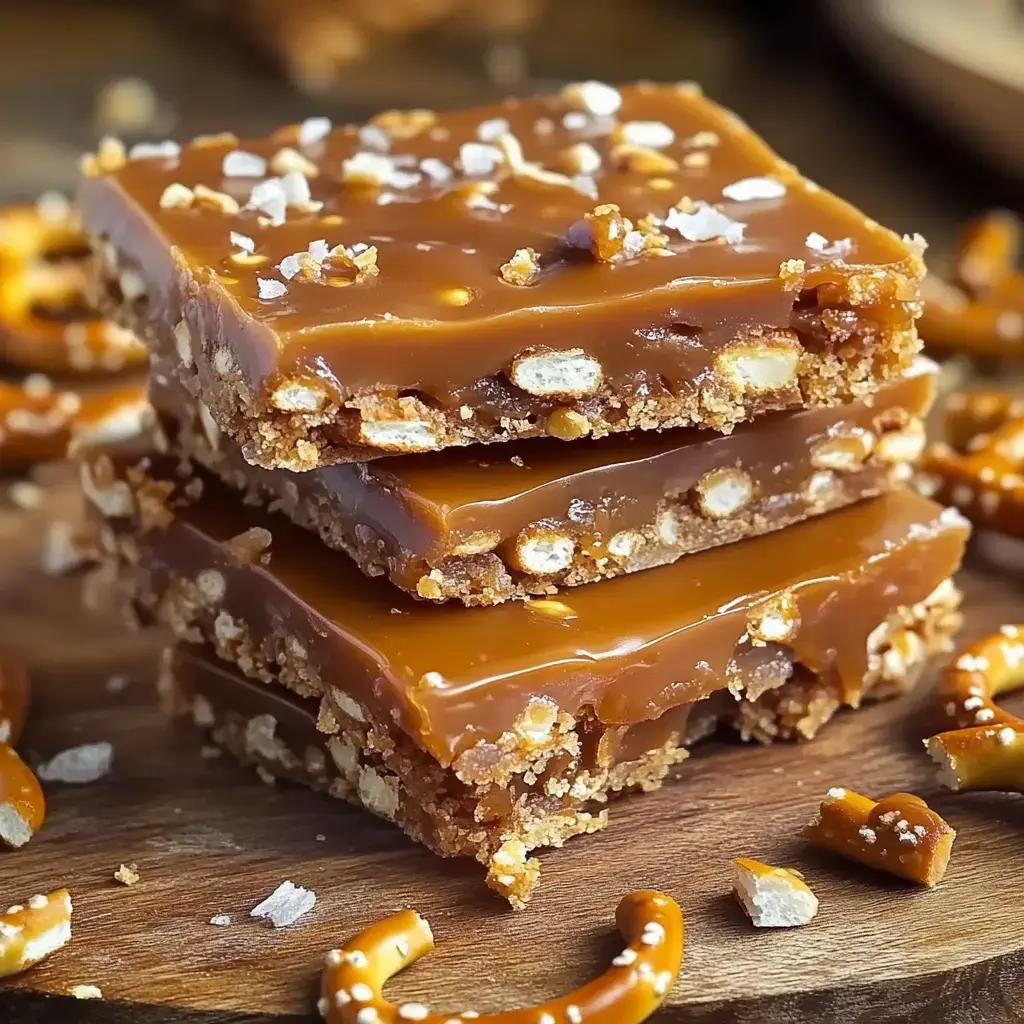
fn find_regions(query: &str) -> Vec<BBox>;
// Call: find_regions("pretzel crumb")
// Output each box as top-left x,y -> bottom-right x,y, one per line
733,859 -> 818,927
113,863 -> 139,886
69,984 -> 102,999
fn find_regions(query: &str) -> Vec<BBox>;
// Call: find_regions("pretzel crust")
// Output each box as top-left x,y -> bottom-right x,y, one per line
0,202 -> 145,375
803,788 -> 955,887
0,889 -> 72,979
925,625 -> 1024,793
732,858 -> 818,928
918,390 -> 1024,538
919,210 -> 1024,359
319,890 -> 684,1024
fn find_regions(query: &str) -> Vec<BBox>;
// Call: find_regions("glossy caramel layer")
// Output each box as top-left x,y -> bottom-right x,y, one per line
153,359 -> 936,596
80,83 -> 923,459
92,454 -> 968,764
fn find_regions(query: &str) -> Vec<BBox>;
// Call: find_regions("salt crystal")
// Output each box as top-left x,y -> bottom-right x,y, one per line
572,81 -> 622,117
665,201 -> 745,244
358,124 -> 390,152
299,117 -> 332,148
128,140 -> 180,161
280,170 -> 312,206
562,111 -> 588,131
618,121 -> 675,149
722,176 -> 786,201
805,232 -> 854,258
246,179 -> 287,226
307,239 -> 330,262
476,117 -> 510,142
223,150 -> 267,177
257,278 -> 287,300
458,142 -> 503,176
37,742 -> 113,784
209,914 -> 232,926
278,253 -> 303,280
419,157 -> 452,182
249,880 -> 316,928
230,231 -> 255,253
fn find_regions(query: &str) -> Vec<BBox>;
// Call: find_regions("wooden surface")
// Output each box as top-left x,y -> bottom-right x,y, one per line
0,476 -> 1022,1023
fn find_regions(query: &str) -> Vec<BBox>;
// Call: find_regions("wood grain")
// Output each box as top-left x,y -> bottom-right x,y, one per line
0,478 -> 1022,1023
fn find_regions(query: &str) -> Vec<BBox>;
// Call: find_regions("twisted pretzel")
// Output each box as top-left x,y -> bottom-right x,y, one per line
319,891 -> 684,1024
0,201 -> 145,375
803,788 -> 956,887
925,626 -> 1024,793
919,389 -> 1024,538
0,889 -> 72,979
919,211 -> 1024,359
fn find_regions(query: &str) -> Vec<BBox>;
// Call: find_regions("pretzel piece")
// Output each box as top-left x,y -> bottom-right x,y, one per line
319,890 -> 684,1024
919,211 -> 1024,359
733,858 -> 818,928
0,262 -> 145,374
0,377 -> 149,466
803,788 -> 955,887
0,889 -> 72,978
925,625 -> 1024,793
919,390 -> 1024,538
0,743 -> 45,849
0,202 -> 83,267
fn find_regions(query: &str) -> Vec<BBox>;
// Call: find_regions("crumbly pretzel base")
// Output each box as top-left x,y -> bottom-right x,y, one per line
98,537 -> 961,907
173,411 -> 911,607
91,249 -> 921,470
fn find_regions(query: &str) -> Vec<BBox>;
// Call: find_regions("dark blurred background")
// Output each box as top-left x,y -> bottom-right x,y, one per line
1,0 -> 1022,266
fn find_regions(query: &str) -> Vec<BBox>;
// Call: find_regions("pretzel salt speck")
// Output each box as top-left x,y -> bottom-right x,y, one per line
926,626 -> 1024,794
803,788 -> 955,887
918,390 -> 1024,539
319,891 -> 684,1024
0,889 -> 72,978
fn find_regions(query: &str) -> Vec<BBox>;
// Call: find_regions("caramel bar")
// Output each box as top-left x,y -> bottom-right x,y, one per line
154,358 -> 936,605
79,83 -> 925,470
87,455 -> 965,903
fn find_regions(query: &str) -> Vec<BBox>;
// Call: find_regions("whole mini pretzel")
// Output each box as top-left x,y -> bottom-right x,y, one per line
926,626 -> 1024,793
919,389 -> 1024,538
319,890 -> 684,1024
919,211 -> 1024,359
0,889 -> 72,978
803,788 -> 955,887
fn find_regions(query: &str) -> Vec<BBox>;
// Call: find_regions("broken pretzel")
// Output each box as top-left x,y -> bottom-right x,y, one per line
319,890 -> 683,1024
733,858 -> 818,928
925,626 -> 1024,793
0,889 -> 72,979
918,389 -> 1024,538
803,787 -> 955,887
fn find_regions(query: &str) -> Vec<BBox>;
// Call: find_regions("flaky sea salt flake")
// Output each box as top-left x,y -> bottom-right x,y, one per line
250,880 -> 316,928
223,151 -> 267,177
37,742 -> 113,784
665,201 -> 745,244
258,278 -> 287,300
722,176 -> 786,201
299,117 -> 332,148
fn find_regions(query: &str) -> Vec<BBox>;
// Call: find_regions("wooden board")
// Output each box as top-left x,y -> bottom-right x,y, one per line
1,480 -> 1023,1024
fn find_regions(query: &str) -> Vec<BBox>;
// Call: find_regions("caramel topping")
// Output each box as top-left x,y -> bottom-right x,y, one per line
79,84 -> 921,405
95,455 -> 967,764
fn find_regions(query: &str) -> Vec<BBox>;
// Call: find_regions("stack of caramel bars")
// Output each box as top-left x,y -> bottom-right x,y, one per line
76,82 -> 969,907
